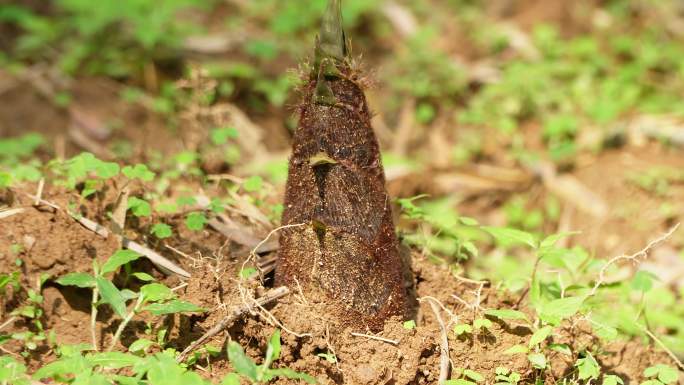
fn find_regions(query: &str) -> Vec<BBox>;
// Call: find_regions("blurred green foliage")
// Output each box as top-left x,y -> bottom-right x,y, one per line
4,0 -> 684,163
1,0 -> 211,76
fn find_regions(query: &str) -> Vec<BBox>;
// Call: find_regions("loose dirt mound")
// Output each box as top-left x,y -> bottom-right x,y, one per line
0,186 -> 675,385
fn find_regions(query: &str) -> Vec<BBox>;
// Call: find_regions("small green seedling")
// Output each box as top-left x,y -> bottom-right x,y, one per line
52,152 -> 120,194
640,364 -> 679,385
227,329 -> 316,384
56,249 -> 204,351
210,127 -> 239,145
527,353 -> 547,370
316,352 -> 337,364
122,164 -> 156,181
0,272 -> 21,296
9,275 -> 48,353
445,368 -> 486,385
495,367 -> 521,385
473,318 -> 493,331
403,320 -> 417,330
151,223 -> 173,239
575,352 -> 600,381
453,323 -> 473,337
185,212 -> 208,231
603,374 -> 625,385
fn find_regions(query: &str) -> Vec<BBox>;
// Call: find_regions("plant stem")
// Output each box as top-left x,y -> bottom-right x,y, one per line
108,296 -> 144,352
91,287 -> 99,351
514,251 -> 542,308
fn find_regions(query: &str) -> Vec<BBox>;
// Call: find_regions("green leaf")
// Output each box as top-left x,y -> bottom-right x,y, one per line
86,352 -> 141,369
316,352 -> 337,363
485,309 -> 529,322
444,379 -> 477,385
33,354 -> 91,380
495,367 -> 510,376
57,343 -> 94,357
631,271 -> 657,293
56,273 -> 96,288
464,369 -> 485,382
140,283 -> 174,303
644,365 -> 679,384
539,231 -> 580,249
122,164 -> 155,182
603,374 -> 624,385
473,318 -> 493,330
529,326 -> 553,347
0,172 -> 11,188
128,197 -> 152,217
264,329 -> 281,367
503,345 -> 529,354
537,296 -> 585,326
644,366 -> 660,378
527,353 -> 547,369
640,380 -> 663,385
576,352 -> 600,381
403,320 -> 417,330
239,267 -> 258,280
243,175 -> 263,192
454,323 -> 473,336
220,373 -> 241,385
143,300 -> 204,315
120,289 -> 139,302
459,217 -> 480,226
210,127 -> 239,145
101,250 -> 142,275
592,321 -> 618,341
481,226 -> 538,248
131,272 -> 155,282
113,375 -> 144,385
156,202 -> 179,214
185,212 -> 207,231
0,356 -> 28,385
176,196 -> 197,207
461,241 -> 479,258
657,366 -> 678,384
94,162 -> 120,179
96,276 -> 127,318
145,353 -> 208,385
227,341 -> 258,382
128,339 -> 155,354
151,223 -> 173,239
549,343 -> 572,356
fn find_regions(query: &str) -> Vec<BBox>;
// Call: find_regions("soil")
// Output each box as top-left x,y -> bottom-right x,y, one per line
0,183 -> 678,385
1,1 -> 683,383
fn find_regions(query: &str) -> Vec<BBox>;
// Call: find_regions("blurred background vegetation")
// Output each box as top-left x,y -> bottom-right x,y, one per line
1,0 -> 684,358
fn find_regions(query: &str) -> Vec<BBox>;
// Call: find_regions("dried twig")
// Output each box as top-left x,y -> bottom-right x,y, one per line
196,194 -> 279,252
420,296 -> 457,323
177,286 -> 290,362
0,316 -> 16,331
0,208 -> 25,219
207,217 -> 278,252
121,238 -> 191,278
110,187 -> 129,248
27,193 -> 191,278
641,326 -> 684,371
590,224 -> 680,296
349,332 -> 399,345
33,178 -> 44,206
68,211 -> 191,278
423,298 -> 450,383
